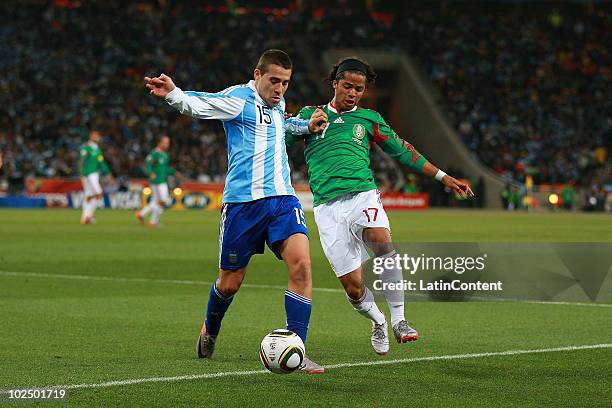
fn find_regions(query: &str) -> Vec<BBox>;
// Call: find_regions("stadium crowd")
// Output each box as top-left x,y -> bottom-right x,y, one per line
1,1 -> 609,201
0,1 -> 320,186
304,1 -> 610,188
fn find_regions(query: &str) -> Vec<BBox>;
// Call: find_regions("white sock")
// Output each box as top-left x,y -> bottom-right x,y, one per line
140,203 -> 153,217
348,287 -> 386,325
150,202 -> 163,224
379,250 -> 405,326
90,198 -> 98,218
82,199 -> 92,219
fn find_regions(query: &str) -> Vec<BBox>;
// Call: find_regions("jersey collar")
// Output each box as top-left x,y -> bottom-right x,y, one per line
248,80 -> 267,106
327,102 -> 357,114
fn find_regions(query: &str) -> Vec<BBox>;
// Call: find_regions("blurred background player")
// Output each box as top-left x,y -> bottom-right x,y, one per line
136,135 -> 177,227
287,57 -> 473,356
145,49 -> 328,372
79,130 -> 112,224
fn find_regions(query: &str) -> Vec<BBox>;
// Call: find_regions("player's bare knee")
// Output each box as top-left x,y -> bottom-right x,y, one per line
346,284 -> 364,301
364,229 -> 394,256
216,271 -> 244,295
216,279 -> 241,296
291,256 -> 311,274
288,257 -> 311,284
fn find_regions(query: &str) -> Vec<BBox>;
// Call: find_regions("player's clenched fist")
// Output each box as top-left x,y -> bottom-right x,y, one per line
144,73 -> 176,98
308,108 -> 328,134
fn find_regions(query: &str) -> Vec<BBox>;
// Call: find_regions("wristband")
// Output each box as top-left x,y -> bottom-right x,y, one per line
435,169 -> 447,182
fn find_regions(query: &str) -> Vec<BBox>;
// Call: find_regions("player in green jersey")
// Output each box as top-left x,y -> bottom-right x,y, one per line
136,135 -> 176,227
79,129 -> 112,224
288,57 -> 474,355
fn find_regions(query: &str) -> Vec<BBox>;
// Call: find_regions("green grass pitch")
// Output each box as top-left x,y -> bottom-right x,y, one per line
0,209 -> 610,407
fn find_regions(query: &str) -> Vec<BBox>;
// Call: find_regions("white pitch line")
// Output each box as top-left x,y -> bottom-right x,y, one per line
0,270 -> 343,293
1,343 -> 610,392
1,270 -> 611,306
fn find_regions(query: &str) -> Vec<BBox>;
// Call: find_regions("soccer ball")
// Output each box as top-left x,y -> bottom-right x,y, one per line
259,329 -> 305,374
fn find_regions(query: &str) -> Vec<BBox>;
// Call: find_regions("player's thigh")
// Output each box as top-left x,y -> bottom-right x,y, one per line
278,232 -> 310,267
362,227 -> 394,256
88,173 -> 102,196
153,183 -> 170,205
81,174 -> 102,198
350,189 -> 390,241
158,183 -> 170,204
151,184 -> 160,203
80,176 -> 93,198
266,196 -> 309,260
218,202 -> 267,271
313,201 -> 363,278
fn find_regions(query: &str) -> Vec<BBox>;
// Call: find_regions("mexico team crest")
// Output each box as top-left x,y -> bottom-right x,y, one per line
353,124 -> 366,140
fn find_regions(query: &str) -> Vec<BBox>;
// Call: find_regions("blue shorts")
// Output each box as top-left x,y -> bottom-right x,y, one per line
218,195 -> 308,270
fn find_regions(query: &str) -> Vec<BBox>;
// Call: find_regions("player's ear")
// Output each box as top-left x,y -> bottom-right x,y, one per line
332,80 -> 338,90
254,68 -> 262,80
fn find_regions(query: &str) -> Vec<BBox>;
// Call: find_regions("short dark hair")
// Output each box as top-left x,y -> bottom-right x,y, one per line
326,56 -> 377,86
256,49 -> 292,73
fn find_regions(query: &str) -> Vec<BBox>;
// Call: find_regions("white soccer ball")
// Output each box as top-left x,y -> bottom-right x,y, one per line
259,329 -> 305,374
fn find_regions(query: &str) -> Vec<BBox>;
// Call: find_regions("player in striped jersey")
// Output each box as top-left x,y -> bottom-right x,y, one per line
145,50 -> 328,373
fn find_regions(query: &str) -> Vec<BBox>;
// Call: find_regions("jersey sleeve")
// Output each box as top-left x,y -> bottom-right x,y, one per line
371,113 -> 427,172
285,107 -> 314,146
284,117 -> 310,135
165,87 -> 245,121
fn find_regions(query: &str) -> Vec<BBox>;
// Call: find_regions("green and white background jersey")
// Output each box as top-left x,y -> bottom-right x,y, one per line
287,104 -> 427,206
145,149 -> 175,185
79,142 -> 110,177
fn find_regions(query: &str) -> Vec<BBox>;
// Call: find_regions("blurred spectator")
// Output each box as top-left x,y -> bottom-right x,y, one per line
1,0 -> 609,200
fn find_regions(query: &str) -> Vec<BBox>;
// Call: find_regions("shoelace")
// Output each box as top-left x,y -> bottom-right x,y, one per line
372,324 -> 386,341
395,320 -> 408,331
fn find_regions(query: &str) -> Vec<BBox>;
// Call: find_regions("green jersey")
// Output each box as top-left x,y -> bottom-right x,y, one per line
79,142 -> 110,177
145,149 -> 175,185
287,104 -> 427,206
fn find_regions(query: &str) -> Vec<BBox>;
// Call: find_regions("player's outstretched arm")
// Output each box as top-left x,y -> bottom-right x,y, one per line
380,135 -> 474,198
145,74 -> 244,121
145,74 -> 176,98
421,161 -> 474,198
371,113 -> 474,198
284,108 -> 328,143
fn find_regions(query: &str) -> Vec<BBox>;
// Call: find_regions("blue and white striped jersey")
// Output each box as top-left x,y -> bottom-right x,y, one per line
165,80 -> 310,203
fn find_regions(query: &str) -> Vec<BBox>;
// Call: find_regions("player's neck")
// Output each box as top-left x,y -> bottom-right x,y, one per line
328,100 -> 356,114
